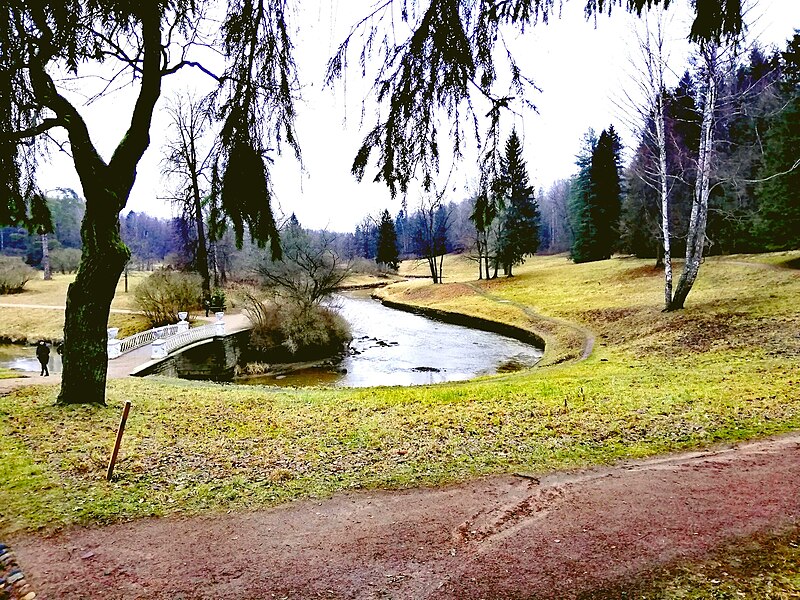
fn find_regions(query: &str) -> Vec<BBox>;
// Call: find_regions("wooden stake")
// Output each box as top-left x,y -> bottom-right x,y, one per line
106,400 -> 131,481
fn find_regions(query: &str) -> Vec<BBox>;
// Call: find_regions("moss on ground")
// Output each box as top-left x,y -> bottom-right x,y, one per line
589,528 -> 800,599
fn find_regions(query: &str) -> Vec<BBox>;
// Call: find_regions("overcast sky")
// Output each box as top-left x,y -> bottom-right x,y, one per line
37,0 -> 800,232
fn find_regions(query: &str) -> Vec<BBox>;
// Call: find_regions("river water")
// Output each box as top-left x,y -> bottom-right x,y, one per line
237,292 -> 543,388
0,343 -> 63,375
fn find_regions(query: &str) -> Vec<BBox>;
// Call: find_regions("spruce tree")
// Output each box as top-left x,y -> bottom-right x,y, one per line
755,33 -> 800,250
571,127 -> 623,262
376,209 -> 400,270
569,131 -> 597,263
494,130 -> 540,276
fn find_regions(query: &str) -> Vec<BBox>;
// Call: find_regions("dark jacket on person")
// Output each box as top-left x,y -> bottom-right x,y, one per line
36,342 -> 50,364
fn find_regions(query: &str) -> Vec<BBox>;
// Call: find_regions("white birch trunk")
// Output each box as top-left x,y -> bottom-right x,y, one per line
41,233 -> 51,281
655,91 -> 672,308
670,42 -> 718,310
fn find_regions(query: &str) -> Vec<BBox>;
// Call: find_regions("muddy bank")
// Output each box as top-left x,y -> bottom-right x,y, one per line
375,297 -> 546,351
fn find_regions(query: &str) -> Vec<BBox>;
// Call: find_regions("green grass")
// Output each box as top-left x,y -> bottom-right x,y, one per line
1,253 -> 799,545
0,367 -> 22,379
590,528 -> 800,599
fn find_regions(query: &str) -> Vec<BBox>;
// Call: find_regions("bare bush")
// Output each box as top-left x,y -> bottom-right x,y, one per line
133,270 -> 202,327
0,257 -> 37,294
239,287 -> 351,361
49,248 -> 82,274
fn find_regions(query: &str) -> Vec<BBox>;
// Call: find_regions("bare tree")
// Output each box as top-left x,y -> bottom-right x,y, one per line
620,10 -> 675,308
162,93 -> 216,298
669,40 -> 724,311
539,180 -> 572,254
257,227 -> 351,308
413,196 -> 451,284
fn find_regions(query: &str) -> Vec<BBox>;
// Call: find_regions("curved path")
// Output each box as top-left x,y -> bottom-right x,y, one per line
0,302 -> 140,314
10,433 -> 800,599
463,281 -> 596,362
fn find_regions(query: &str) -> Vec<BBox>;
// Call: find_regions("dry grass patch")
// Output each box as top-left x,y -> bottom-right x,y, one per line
0,307 -> 150,343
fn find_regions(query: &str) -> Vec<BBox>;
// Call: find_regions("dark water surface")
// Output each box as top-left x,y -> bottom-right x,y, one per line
238,291 -> 543,388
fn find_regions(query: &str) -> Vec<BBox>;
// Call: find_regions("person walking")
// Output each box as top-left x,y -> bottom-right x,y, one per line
36,340 -> 50,377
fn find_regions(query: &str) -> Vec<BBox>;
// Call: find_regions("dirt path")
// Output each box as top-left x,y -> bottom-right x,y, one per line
10,433 -> 799,599
464,281 -> 596,361
0,302 -> 140,313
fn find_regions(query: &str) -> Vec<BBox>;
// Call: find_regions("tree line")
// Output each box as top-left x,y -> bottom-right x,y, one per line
347,30 -> 799,300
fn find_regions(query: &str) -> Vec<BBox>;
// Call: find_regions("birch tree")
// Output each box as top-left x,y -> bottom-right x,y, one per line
621,11 -> 674,307
669,40 -> 723,311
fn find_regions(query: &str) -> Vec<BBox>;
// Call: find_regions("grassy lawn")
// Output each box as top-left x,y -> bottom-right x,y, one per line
0,271 -> 158,342
595,529 -> 800,598
1,252 -> 799,541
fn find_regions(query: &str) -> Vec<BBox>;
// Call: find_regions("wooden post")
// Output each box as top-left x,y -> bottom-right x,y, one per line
106,400 -> 131,481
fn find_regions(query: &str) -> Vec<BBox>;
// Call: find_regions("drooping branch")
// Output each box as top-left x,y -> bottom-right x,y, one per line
1,117 -> 63,141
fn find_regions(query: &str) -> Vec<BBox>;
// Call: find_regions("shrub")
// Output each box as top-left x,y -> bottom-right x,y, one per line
240,288 -> 351,361
209,288 -> 226,308
49,248 -> 82,274
0,256 -> 37,294
133,270 -> 202,327
349,257 -> 381,276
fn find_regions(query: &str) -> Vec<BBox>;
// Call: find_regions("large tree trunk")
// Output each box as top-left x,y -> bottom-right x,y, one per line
669,43 -> 717,311
58,194 -> 130,405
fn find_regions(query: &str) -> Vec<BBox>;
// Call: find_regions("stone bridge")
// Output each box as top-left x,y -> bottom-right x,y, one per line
108,312 -> 252,380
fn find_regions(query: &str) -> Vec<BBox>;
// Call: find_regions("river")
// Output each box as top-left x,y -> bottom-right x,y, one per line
0,343 -> 62,375
236,291 -> 543,387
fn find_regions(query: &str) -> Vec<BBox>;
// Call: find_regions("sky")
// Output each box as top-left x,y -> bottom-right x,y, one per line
36,0 -> 800,232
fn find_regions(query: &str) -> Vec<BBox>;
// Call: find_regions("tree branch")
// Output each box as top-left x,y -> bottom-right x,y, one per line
2,118 -> 63,142
162,60 -> 222,82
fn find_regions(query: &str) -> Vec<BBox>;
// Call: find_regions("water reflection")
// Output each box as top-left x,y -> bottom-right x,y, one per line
238,292 -> 542,388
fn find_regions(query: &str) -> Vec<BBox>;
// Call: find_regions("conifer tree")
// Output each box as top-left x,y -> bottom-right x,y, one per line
755,33 -> 800,250
376,209 -> 400,270
494,130 -> 540,277
570,127 -> 622,263
591,126 -> 623,259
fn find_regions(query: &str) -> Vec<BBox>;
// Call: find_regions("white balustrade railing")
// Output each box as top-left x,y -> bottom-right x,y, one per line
163,324 -> 215,354
109,324 -> 179,358
150,319 -> 225,359
109,313 -> 226,361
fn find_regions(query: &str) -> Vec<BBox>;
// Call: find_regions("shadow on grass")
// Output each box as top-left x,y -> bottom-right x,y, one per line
782,257 -> 800,270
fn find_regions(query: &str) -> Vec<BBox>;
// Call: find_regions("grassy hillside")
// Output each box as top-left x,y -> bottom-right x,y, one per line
0,271 -> 151,342
1,253 -> 799,538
